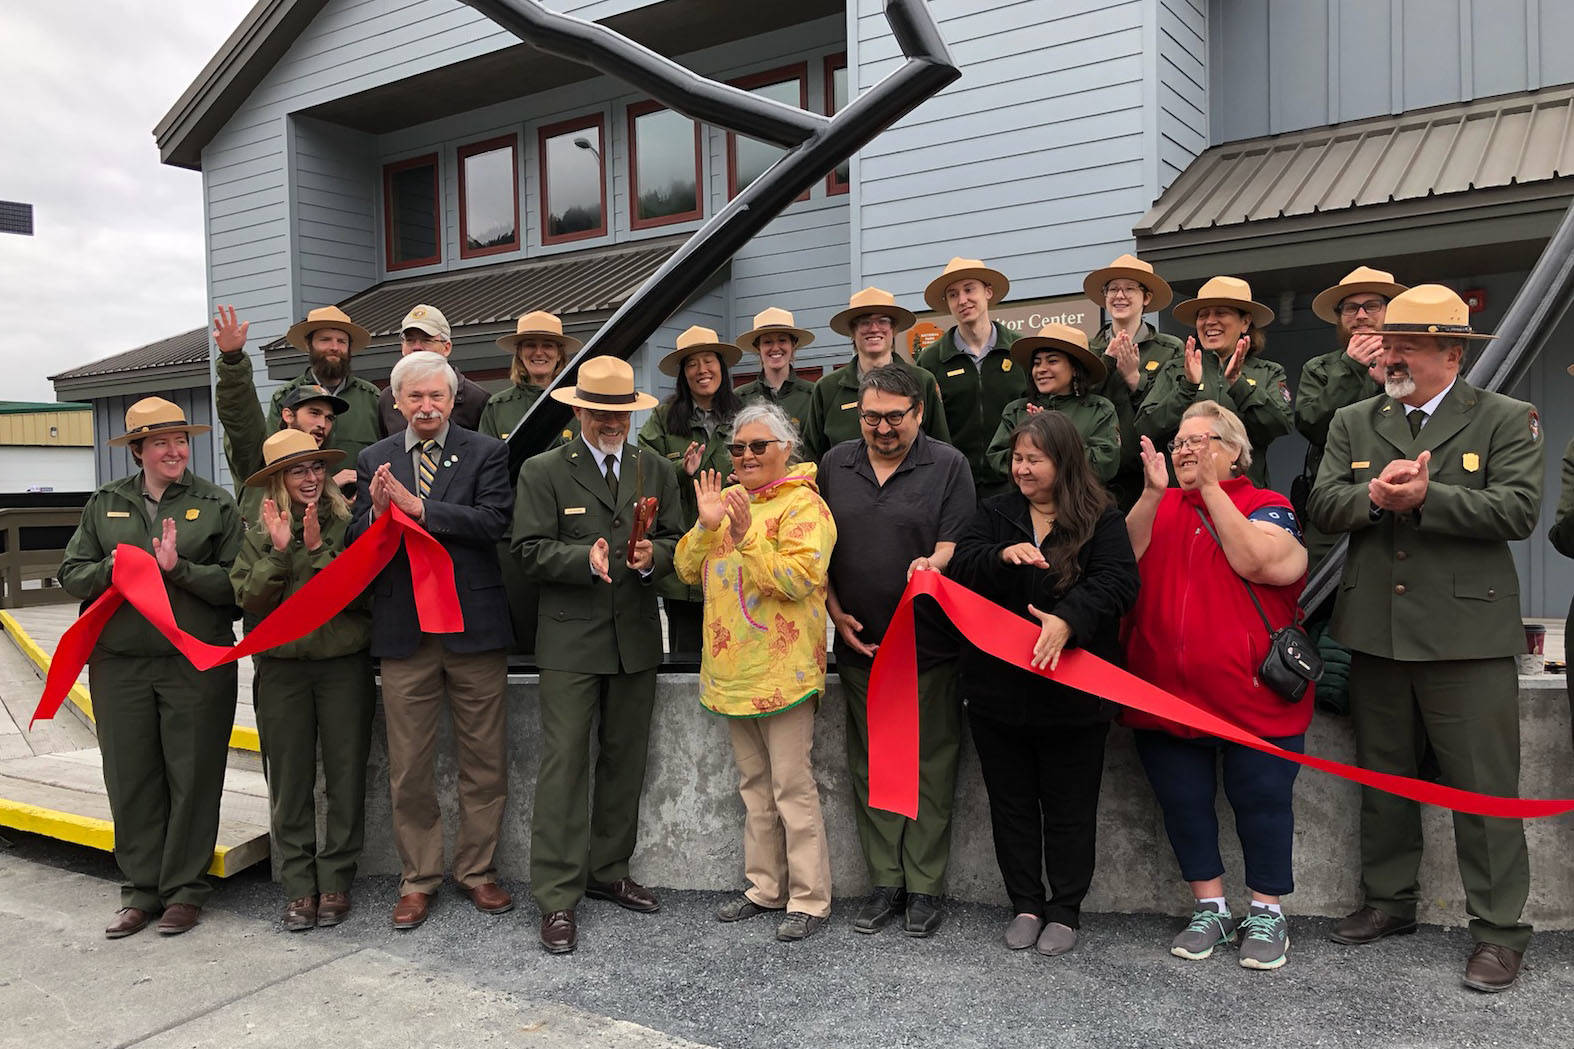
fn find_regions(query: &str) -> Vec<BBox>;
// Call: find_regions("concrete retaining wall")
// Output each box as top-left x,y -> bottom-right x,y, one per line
354,673 -> 1574,927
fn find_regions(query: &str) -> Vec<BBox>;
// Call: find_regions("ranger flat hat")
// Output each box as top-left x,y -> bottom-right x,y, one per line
244,428 -> 345,488
829,287 -> 917,337
657,326 -> 744,377
400,304 -> 451,340
737,306 -> 815,351
1171,275 -> 1275,328
1378,284 -> 1493,340
284,306 -> 371,353
495,310 -> 583,353
923,257 -> 1011,313
550,355 -> 660,412
280,383 -> 350,416
1082,254 -> 1173,312
1009,323 -> 1108,386
107,397 -> 212,447
1311,266 -> 1409,324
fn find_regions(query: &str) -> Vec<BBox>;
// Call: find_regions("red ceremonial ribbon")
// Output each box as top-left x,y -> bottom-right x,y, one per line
30,505 -> 461,727
867,570 -> 1574,821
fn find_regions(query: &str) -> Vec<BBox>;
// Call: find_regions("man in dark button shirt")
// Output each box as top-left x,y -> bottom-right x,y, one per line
818,363 -> 975,940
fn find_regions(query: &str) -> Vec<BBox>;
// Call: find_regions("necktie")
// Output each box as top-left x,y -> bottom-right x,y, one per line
603,453 -> 619,500
1407,409 -> 1427,439
418,439 -> 438,497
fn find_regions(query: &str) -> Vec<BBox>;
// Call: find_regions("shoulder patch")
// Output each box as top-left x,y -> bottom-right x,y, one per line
1530,408 -> 1541,443
1278,380 -> 1291,405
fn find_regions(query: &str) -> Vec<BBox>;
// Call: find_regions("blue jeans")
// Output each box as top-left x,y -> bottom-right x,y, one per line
1132,730 -> 1304,897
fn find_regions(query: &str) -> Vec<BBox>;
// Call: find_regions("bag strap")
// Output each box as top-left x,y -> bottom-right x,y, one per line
1191,504 -> 1279,636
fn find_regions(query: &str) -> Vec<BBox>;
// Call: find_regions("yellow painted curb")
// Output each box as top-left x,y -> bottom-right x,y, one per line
0,798 -> 240,877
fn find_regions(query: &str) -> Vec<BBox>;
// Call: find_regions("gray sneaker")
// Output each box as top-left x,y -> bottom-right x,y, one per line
1238,905 -> 1290,970
1170,902 -> 1239,960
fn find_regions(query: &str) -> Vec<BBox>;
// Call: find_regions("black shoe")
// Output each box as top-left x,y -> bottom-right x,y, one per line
903,893 -> 945,937
853,886 -> 906,934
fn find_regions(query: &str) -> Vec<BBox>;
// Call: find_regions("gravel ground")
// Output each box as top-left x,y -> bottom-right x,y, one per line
6,831 -> 1571,1049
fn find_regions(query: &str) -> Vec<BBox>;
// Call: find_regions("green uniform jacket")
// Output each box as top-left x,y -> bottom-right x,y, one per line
511,440 -> 684,674
735,375 -> 815,435
1136,348 -> 1294,487
637,403 -> 735,603
229,511 -> 371,660
1306,381 -> 1543,661
214,350 -> 273,526
60,471 -> 242,658
801,356 -> 949,462
476,382 -> 580,448
1294,347 -> 1382,482
267,368 -> 383,466
1550,437 -> 1574,559
1089,324 -> 1183,500
984,392 -> 1120,485
915,322 -> 1026,494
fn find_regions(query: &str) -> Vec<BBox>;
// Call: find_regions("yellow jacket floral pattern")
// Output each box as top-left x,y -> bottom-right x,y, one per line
674,465 -> 836,718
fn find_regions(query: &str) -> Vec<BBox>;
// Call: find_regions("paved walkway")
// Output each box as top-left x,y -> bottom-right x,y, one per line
3,832 -> 1571,1049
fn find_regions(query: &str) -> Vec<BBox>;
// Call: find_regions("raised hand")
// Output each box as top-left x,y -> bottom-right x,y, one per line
681,441 -> 706,476
1183,336 -> 1203,385
302,500 -> 322,552
1138,435 -> 1169,493
212,304 -> 248,355
152,517 -> 180,572
1223,335 -> 1249,385
694,469 -> 727,531
723,486 -> 751,545
589,537 -> 613,583
260,497 -> 292,552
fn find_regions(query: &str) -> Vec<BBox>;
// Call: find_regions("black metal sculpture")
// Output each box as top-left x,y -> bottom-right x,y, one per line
452,0 -> 960,471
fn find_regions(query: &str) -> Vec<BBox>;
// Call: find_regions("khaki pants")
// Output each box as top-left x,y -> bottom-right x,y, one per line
379,636 -> 509,896
729,700 -> 831,918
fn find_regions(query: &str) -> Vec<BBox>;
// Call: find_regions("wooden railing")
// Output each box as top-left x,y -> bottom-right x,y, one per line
0,507 -> 83,608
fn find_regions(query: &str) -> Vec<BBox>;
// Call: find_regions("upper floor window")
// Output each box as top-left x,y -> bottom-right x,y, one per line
628,100 -> 703,230
727,64 -> 809,199
826,54 -> 849,195
384,153 -> 441,270
539,114 -> 608,245
458,135 -> 520,259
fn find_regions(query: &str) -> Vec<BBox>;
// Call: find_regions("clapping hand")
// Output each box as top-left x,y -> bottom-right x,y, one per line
1370,450 -> 1430,512
724,487 -> 751,545
1222,336 -> 1249,385
681,441 -> 706,476
371,463 -> 423,520
301,501 -> 321,551
152,517 -> 180,573
1183,336 -> 1204,385
260,498 -> 292,552
1138,435 -> 1169,493
1106,328 -> 1140,390
589,537 -> 613,583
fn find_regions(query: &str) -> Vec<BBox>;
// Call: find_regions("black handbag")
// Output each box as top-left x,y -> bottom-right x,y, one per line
1193,507 -> 1323,703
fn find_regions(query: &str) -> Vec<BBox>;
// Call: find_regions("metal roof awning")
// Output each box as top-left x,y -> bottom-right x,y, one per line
1135,86 -> 1574,285
50,328 -> 212,400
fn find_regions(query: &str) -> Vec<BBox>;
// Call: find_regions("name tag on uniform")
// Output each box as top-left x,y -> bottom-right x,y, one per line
666,451 -> 682,459
841,401 -> 857,410
1351,460 -> 1370,469
947,368 -> 966,377
563,507 -> 587,516
106,511 -> 130,518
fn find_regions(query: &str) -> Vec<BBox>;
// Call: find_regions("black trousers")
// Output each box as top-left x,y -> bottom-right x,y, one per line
663,598 -> 703,657
967,709 -> 1108,927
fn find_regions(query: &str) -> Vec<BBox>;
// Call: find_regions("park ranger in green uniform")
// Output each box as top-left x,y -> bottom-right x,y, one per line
1137,276 -> 1293,488
733,306 -> 817,431
1308,285 -> 1542,994
915,257 -> 1023,499
60,398 -> 243,940
1082,254 -> 1184,508
985,323 -> 1119,484
802,287 -> 949,460
513,356 -> 685,955
266,306 -> 383,465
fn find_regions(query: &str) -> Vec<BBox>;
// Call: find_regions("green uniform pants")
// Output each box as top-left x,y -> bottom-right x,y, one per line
1350,653 -> 1532,950
498,540 -> 539,656
90,655 -> 238,912
530,667 -> 657,913
838,660 -> 961,896
254,651 -> 375,899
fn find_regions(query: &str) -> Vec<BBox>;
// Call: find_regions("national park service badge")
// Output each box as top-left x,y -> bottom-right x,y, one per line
185,508 -> 200,520
1462,452 -> 1480,473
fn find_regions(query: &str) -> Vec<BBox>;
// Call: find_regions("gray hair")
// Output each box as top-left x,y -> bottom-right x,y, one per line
732,401 -> 799,460
390,350 -> 457,399
857,362 -> 921,408
1182,399 -> 1252,470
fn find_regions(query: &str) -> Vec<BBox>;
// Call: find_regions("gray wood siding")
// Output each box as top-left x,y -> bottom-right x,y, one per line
290,115 -> 377,310
1156,0 -> 1207,192
1210,0 -> 1574,143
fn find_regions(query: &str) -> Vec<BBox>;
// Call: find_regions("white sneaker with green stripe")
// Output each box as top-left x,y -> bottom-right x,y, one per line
1238,904 -> 1290,970
1170,901 -> 1240,960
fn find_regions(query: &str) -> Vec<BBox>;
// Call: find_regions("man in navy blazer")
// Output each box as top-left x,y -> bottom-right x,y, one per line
348,350 -> 514,931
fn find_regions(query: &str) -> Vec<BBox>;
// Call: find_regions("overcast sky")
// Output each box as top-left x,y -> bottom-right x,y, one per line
0,0 -> 258,402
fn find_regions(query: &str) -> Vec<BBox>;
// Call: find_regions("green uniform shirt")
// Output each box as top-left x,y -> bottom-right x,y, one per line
214,351 -> 270,526
1550,437 -> 1574,560
985,392 -> 1120,485
267,368 -> 383,467
1294,347 -> 1382,482
915,321 -> 1026,494
801,356 -> 950,462
229,510 -> 371,660
1089,324 -> 1183,503
1136,348 -> 1294,487
735,375 -> 816,435
637,402 -> 735,603
477,382 -> 580,448
60,470 -> 242,657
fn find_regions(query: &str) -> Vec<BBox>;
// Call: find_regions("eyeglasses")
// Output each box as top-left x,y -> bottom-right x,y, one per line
726,439 -> 785,458
859,405 -> 916,429
283,461 -> 327,480
1104,281 -> 1146,298
1168,434 -> 1223,453
1337,300 -> 1385,318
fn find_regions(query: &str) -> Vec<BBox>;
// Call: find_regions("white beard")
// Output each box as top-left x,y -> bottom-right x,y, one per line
585,433 -> 625,456
1384,375 -> 1416,400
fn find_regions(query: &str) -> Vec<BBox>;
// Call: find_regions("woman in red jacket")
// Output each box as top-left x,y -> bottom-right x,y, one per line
1124,400 -> 1310,972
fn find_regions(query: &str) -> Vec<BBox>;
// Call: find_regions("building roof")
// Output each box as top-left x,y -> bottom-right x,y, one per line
0,401 -> 89,414
1136,85 -> 1574,240
50,327 -> 213,401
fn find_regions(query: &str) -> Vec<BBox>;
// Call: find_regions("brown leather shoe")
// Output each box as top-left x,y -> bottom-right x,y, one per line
156,903 -> 201,936
105,907 -> 150,940
282,895 -> 317,932
468,882 -> 514,915
1329,905 -> 1416,945
1463,942 -> 1524,992
392,892 -> 430,930
317,891 -> 351,927
585,876 -> 660,913
540,909 -> 577,954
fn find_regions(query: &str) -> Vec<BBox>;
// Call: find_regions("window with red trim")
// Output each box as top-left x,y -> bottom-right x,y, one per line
539,114 -> 608,245
825,54 -> 849,195
628,100 -> 703,230
727,63 -> 809,200
458,135 -> 520,259
384,153 -> 441,270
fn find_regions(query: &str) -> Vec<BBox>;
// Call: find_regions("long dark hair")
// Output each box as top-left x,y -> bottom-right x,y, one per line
1009,412 -> 1109,592
665,351 -> 743,434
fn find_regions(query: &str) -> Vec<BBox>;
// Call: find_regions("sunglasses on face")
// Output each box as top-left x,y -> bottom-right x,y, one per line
726,439 -> 785,458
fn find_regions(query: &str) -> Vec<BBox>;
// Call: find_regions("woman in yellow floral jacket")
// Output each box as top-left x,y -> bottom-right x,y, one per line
675,402 -> 837,942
